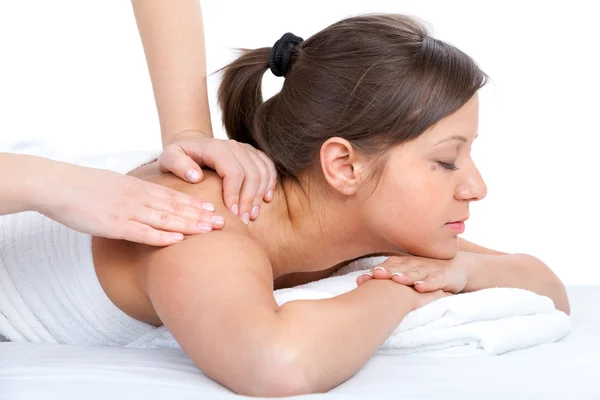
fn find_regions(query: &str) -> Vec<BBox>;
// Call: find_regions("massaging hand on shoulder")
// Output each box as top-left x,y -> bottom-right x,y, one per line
60,135 -> 274,245
356,251 -> 475,294
0,138 -> 276,247
159,130 -> 277,220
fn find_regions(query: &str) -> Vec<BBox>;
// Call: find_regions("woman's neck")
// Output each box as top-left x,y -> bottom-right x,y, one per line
246,178 -> 394,280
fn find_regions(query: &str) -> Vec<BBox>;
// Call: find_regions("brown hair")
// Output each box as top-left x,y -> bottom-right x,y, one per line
218,14 -> 488,181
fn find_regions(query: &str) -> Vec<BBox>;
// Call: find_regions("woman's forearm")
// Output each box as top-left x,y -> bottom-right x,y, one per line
463,252 -> 570,314
0,153 -> 54,215
272,279 -> 415,394
131,0 -> 213,145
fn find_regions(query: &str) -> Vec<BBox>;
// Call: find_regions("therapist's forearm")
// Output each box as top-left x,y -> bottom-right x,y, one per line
131,0 -> 214,146
0,153 -> 55,215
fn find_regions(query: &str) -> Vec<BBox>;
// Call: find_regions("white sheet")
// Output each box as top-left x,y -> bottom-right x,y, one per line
1,284 -> 599,400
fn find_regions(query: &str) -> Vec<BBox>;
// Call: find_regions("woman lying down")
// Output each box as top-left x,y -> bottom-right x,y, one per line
0,13 -> 569,397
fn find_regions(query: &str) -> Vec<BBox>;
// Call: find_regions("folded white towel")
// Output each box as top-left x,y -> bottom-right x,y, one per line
127,256 -> 572,356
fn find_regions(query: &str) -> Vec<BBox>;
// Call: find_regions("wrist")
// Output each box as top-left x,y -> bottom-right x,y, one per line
29,157 -> 74,216
164,129 -> 213,146
18,155 -> 61,214
460,251 -> 486,292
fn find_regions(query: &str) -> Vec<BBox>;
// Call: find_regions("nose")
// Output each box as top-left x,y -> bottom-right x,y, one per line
455,163 -> 487,201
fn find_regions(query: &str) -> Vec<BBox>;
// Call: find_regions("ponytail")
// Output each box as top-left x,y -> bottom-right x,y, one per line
217,48 -> 271,149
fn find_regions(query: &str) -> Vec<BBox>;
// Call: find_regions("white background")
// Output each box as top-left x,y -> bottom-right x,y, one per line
0,1 -> 598,285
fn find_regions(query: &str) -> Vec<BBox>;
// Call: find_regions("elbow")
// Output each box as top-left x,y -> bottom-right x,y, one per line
522,253 -> 571,315
235,344 -> 316,397
251,363 -> 313,398
555,282 -> 571,316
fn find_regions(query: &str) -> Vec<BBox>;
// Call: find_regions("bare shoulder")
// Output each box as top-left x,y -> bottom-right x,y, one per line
92,163 -> 252,325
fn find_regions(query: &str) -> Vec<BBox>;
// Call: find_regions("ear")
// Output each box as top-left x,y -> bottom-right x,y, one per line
319,137 -> 368,196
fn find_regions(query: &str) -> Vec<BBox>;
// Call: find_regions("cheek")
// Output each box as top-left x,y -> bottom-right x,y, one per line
368,169 -> 458,258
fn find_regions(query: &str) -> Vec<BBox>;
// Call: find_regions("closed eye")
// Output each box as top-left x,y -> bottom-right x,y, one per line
438,161 -> 459,171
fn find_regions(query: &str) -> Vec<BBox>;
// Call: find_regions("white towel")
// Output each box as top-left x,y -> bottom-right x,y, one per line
127,256 -> 572,357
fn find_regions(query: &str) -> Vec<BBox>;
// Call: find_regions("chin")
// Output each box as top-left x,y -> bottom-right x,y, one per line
409,239 -> 459,260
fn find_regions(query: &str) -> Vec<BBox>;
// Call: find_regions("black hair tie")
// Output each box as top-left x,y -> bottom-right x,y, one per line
269,32 -> 304,77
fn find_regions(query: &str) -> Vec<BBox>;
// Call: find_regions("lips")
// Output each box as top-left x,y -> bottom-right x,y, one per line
444,216 -> 468,234
447,216 -> 469,224
445,221 -> 465,234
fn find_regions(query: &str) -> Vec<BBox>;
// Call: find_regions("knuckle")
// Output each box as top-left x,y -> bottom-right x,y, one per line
159,211 -> 170,222
247,171 -> 261,187
230,167 -> 244,181
138,225 -> 151,237
164,187 -> 177,199
255,159 -> 268,175
171,202 -> 184,214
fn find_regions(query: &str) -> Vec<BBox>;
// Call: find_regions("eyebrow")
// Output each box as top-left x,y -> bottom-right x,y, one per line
433,134 -> 478,146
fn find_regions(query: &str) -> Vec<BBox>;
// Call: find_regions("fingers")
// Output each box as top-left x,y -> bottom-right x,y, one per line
240,145 -> 271,221
256,149 -> 277,202
391,266 -> 449,292
135,206 -> 224,235
142,181 -> 225,232
356,264 -> 444,292
148,196 -> 224,227
121,221 -> 186,247
406,271 -> 446,292
143,181 -> 210,211
158,137 -> 278,223
158,145 -> 204,183
227,146 -> 262,224
355,270 -> 373,285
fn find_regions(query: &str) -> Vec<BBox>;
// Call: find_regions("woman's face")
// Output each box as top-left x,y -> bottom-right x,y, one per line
362,94 -> 486,259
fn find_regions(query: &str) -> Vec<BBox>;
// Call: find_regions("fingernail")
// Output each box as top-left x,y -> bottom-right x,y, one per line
414,280 -> 425,285
242,213 -> 250,225
198,222 -> 212,232
186,169 -> 199,183
374,266 -> 386,273
266,190 -> 274,201
392,272 -> 404,277
171,233 -> 184,241
362,271 -> 373,277
211,215 -> 224,226
201,202 -> 215,211
232,204 -> 239,216
251,205 -> 260,219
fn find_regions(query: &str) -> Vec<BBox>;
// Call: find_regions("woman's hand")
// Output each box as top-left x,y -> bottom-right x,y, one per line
355,252 -> 476,294
159,131 -> 278,223
37,161 -> 224,246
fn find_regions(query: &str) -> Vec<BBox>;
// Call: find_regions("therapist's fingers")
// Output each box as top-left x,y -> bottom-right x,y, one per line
134,206 -> 223,235
256,149 -> 277,202
158,144 -> 205,183
146,197 -> 224,229
120,220 -> 185,247
142,180 -> 211,211
239,144 -> 271,221
227,145 -> 262,224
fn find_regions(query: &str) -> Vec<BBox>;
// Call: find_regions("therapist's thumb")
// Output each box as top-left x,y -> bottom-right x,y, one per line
158,145 -> 204,184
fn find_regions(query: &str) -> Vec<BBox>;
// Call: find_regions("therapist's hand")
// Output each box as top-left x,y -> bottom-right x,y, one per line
159,131 -> 277,224
38,161 -> 225,246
